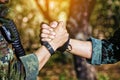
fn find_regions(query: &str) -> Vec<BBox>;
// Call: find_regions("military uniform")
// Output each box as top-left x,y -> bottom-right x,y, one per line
0,2 -> 39,80
88,28 -> 120,65
0,31 -> 39,80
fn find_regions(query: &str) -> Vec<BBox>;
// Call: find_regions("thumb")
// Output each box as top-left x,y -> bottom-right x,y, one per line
57,21 -> 66,29
50,21 -> 58,28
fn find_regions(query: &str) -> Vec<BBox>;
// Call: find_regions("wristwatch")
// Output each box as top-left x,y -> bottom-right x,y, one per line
42,41 -> 55,55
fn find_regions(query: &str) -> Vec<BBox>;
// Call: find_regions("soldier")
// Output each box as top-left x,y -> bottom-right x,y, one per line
0,0 -> 69,80
0,0 -> 39,80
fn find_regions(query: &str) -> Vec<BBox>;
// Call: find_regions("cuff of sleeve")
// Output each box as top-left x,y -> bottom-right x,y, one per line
87,37 -> 102,65
20,54 -> 39,80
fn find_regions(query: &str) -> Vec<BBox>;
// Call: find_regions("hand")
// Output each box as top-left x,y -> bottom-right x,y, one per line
41,21 -> 57,43
40,21 -> 69,50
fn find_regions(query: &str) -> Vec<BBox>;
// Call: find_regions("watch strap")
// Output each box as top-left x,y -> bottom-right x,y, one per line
42,41 -> 55,55
57,37 -> 70,52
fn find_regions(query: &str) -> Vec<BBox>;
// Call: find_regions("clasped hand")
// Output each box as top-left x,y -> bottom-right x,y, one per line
40,21 -> 69,51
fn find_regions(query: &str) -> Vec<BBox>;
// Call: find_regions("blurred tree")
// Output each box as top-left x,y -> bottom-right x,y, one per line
35,0 -> 70,23
8,0 -> 43,52
67,0 -> 97,80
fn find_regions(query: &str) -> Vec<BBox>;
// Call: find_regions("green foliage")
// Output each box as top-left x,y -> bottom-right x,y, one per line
97,73 -> 110,80
59,73 -> 66,80
8,0 -> 42,52
91,0 -> 120,38
0,60 -> 24,80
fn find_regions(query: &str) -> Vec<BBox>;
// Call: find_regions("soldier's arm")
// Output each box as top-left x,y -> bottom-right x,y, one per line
19,22 -> 69,80
68,29 -> 120,65
54,36 -> 120,65
20,43 -> 57,80
41,21 -> 120,65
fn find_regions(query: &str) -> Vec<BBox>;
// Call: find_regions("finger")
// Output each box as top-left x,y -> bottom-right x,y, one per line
41,33 -> 55,39
49,35 -> 55,39
57,21 -> 65,29
50,31 -> 56,36
50,21 -> 58,28
41,23 -> 54,32
41,38 -> 52,42
41,23 -> 50,29
41,33 -> 49,38
41,29 -> 50,34
49,28 -> 54,32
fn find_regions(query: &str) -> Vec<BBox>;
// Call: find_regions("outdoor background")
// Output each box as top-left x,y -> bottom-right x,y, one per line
7,0 -> 120,80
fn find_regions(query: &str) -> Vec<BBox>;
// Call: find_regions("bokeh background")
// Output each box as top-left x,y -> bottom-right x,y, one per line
7,0 -> 120,80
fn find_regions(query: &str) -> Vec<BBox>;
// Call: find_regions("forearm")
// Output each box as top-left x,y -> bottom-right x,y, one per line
34,41 -> 58,70
19,42 -> 57,79
34,46 -> 51,70
69,39 -> 92,59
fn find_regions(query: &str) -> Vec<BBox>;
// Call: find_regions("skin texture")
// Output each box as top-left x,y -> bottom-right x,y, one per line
41,21 -> 92,59
35,21 -> 69,70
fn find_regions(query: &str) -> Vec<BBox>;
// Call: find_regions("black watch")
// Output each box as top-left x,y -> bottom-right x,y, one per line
42,41 -> 55,55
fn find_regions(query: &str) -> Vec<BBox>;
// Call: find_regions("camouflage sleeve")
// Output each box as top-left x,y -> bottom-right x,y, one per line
87,37 -> 102,65
88,28 -> 120,65
20,54 -> 39,80
101,28 -> 120,64
101,39 -> 120,64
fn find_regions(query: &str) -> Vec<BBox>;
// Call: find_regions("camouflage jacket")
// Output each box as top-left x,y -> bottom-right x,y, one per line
88,28 -> 120,65
0,32 -> 39,80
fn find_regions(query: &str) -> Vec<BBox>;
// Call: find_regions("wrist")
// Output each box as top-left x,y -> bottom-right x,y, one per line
42,41 -> 55,55
49,41 -> 58,51
57,37 -> 71,52
66,39 -> 72,52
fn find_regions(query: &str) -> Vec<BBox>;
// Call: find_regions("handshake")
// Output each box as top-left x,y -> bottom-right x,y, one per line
37,21 -> 92,70
40,21 -> 70,55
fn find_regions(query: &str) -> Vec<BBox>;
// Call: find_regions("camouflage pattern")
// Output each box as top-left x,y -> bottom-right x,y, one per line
0,31 -> 25,80
0,32 -> 9,61
87,37 -> 102,65
0,31 -> 39,80
0,1 -> 39,80
20,54 -> 39,80
88,28 -> 120,65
